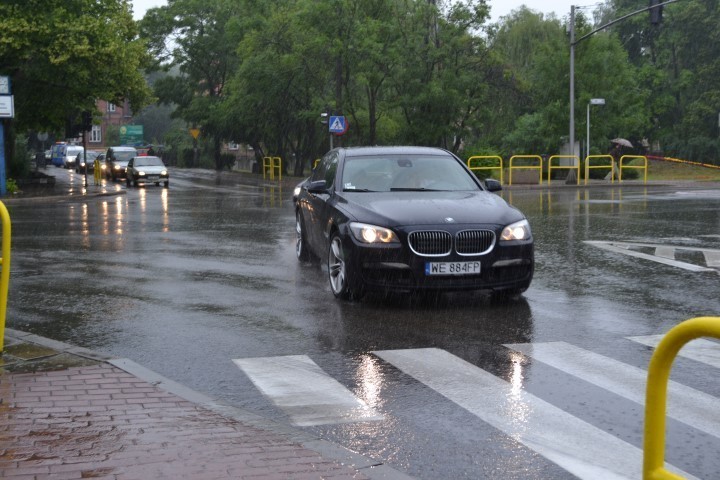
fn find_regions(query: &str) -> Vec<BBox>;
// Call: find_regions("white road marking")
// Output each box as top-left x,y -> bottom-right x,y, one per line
704,250 -> 720,267
374,348 -> 694,480
233,355 -> 383,426
505,341 -> 720,438
629,335 -> 720,369
655,246 -> 675,259
585,240 -> 718,272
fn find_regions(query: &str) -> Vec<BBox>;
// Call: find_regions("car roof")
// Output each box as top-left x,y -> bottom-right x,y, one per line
109,146 -> 137,151
340,146 -> 454,158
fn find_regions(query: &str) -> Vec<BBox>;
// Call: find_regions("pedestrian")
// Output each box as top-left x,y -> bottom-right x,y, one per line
147,145 -> 156,156
608,143 -> 622,180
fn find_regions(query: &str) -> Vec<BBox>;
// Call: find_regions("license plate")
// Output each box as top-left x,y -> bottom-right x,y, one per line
146,175 -> 159,181
425,261 -> 481,276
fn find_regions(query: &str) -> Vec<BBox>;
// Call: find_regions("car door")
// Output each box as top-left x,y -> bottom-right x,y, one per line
303,151 -> 339,255
126,158 -> 135,180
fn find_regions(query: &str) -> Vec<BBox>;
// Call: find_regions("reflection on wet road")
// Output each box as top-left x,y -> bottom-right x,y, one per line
6,169 -> 720,479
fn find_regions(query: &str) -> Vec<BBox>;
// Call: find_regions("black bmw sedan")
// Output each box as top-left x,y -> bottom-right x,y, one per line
294,146 -> 534,300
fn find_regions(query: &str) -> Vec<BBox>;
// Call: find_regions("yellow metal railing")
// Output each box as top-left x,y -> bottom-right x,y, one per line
467,156 -> 504,184
547,155 -> 580,185
585,155 -> 616,185
0,201 -> 10,352
643,316 -> 720,480
619,155 -> 648,183
262,156 -> 282,181
508,155 -> 543,186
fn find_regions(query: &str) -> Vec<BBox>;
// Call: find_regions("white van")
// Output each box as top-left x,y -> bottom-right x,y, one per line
62,145 -> 84,169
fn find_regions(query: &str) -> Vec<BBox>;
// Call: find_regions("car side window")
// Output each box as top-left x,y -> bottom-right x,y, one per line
311,152 -> 338,187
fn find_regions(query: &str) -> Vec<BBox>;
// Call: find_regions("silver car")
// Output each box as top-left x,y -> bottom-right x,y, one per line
125,156 -> 169,188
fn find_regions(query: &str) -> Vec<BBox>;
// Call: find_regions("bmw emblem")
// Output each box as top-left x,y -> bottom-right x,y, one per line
444,217 -> 455,223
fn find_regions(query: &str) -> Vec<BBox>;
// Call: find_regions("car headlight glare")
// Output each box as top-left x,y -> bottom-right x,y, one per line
138,171 -> 146,176
161,170 -> 167,176
500,219 -> 531,242
349,222 -> 399,244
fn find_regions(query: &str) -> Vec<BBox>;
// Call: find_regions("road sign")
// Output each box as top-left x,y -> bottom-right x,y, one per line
119,125 -> 143,145
0,96 -> 14,118
328,116 -> 348,135
189,128 -> 201,139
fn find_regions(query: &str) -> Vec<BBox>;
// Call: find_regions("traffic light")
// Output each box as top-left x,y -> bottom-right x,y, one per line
81,111 -> 92,132
649,0 -> 663,25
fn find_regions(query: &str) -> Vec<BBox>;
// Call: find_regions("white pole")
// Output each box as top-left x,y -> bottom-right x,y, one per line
587,102 -> 590,161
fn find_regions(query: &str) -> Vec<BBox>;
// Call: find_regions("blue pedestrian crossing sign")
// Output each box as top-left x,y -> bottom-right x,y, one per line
328,116 -> 348,135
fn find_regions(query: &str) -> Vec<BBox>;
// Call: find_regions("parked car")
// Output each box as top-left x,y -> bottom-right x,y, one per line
125,156 -> 169,188
75,150 -> 100,174
294,146 -> 534,300
105,146 -> 138,181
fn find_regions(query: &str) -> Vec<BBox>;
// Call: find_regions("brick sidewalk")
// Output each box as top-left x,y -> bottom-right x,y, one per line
0,364 -> 376,480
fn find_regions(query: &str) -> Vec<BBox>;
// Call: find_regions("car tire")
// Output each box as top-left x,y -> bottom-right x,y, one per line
164,181 -> 169,188
295,211 -> 312,261
133,179 -> 138,187
328,232 -> 364,300
126,177 -> 131,187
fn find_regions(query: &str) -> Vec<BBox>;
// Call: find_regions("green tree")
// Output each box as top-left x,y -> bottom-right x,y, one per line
140,0 -> 245,170
604,0 -> 720,162
0,0 -> 152,133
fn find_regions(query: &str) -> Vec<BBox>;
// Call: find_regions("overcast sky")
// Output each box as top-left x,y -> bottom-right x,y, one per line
130,0 -> 576,23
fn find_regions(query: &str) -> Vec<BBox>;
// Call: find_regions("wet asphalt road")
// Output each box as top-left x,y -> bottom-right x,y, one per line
5,166 -> 720,479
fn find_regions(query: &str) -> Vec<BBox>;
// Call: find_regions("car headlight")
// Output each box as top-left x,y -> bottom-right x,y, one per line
114,165 -> 121,170
138,171 -> 146,176
500,219 -> 532,242
161,170 -> 167,176
349,222 -> 399,244
293,185 -> 301,198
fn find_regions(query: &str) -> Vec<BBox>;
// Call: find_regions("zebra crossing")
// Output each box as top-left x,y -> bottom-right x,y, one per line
585,240 -> 720,273
233,337 -> 720,479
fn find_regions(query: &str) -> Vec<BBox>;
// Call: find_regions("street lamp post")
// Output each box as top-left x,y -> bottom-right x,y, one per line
587,98 -> 605,159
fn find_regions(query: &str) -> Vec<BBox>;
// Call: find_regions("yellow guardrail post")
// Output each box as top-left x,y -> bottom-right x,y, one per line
262,157 -> 273,180
467,156 -> 504,184
0,201 -> 10,352
547,155 -> 580,185
508,155 -> 543,186
262,156 -> 282,181
584,155 -> 615,185
643,316 -> 720,480
619,155 -> 648,183
272,156 -> 282,182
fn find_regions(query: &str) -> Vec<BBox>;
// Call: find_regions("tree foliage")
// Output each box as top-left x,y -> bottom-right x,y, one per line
0,0 -> 152,133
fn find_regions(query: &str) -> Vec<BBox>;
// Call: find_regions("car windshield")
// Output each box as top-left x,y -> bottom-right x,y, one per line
114,151 -> 137,162
134,156 -> 164,167
341,154 -> 480,192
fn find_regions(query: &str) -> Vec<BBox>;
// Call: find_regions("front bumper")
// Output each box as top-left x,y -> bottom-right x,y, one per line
343,232 -> 534,293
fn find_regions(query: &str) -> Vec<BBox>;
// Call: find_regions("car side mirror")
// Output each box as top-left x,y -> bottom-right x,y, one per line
307,180 -> 328,194
485,178 -> 502,192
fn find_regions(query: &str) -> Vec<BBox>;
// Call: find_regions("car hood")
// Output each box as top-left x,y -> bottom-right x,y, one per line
340,191 -> 524,227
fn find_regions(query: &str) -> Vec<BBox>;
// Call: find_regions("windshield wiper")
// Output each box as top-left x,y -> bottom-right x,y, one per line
390,187 -> 440,192
344,188 -> 377,192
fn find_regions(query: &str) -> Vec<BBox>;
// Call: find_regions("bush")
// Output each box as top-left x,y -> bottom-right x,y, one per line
8,135 -> 31,179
